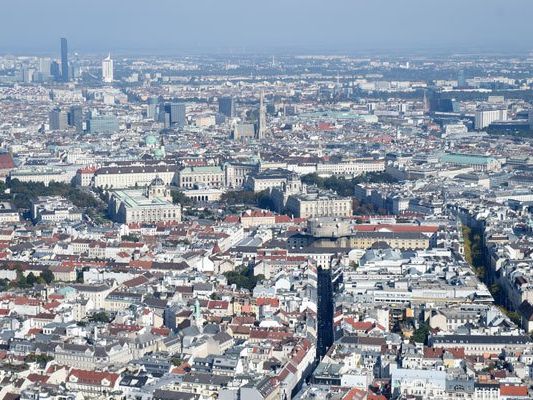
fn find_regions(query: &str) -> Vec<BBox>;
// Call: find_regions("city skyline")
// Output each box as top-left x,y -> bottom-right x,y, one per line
0,3 -> 533,400
1,0 -> 533,55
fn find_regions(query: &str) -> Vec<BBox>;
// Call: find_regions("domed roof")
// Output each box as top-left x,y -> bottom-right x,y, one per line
145,134 -> 158,146
150,175 -> 165,186
153,148 -> 165,159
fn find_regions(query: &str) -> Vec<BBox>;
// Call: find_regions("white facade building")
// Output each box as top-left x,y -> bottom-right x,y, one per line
108,177 -> 181,224
474,108 -> 507,130
102,54 -> 114,83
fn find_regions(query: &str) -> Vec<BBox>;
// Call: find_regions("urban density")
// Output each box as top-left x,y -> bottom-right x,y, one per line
0,3 -> 533,400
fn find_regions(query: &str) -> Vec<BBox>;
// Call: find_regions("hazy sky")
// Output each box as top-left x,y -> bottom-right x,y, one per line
1,0 -> 533,55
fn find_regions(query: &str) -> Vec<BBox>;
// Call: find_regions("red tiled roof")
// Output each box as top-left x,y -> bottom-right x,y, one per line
13,297 -> 40,306
78,165 -> 99,174
27,374 -> 49,383
130,260 -> 152,269
43,300 -> 61,310
242,210 -> 275,218
0,153 -> 15,169
223,215 -> 240,223
231,316 -> 256,325
207,300 -> 229,310
274,215 -> 292,223
122,275 -> 149,288
171,362 -> 190,375
343,388 -> 367,400
68,369 -> 119,386
499,385 -> 528,396
249,329 -> 292,341
151,327 -> 170,336
27,328 -> 42,336
109,324 -> 142,334
34,312 -> 55,320
256,297 -> 280,307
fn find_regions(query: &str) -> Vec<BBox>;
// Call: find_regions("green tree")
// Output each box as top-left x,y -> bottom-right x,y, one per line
16,270 -> 27,287
171,190 -> 192,206
489,284 -> 501,300
412,322 -> 430,344
507,312 -> 521,325
220,190 -> 274,211
25,354 -> 54,365
170,355 -> 183,367
6,179 -> 108,222
220,190 -> 259,206
224,266 -> 264,291
90,311 -> 112,323
41,269 -> 54,284
302,172 -> 397,197
26,272 -> 37,286
121,234 -> 140,242
257,190 -> 275,210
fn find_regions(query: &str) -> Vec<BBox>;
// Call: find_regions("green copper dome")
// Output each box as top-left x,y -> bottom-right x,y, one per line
145,134 -> 158,146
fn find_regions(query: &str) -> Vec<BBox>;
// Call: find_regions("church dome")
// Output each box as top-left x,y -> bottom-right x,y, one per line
145,134 -> 158,146
153,148 -> 165,159
150,175 -> 165,187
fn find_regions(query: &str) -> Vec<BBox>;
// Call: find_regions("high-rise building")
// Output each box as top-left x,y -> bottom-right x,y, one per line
50,61 -> 61,81
146,97 -> 158,120
39,58 -> 51,80
163,305 -> 179,332
475,108 -> 508,130
529,109 -> 533,131
316,266 -> 334,360
21,68 -> 35,83
70,60 -> 80,80
68,105 -> 83,132
102,53 -> 114,83
87,114 -> 119,134
218,96 -> 235,118
256,91 -> 266,139
49,108 -> 68,131
60,38 -> 69,82
457,69 -> 466,88
426,88 -> 458,113
164,103 -> 186,128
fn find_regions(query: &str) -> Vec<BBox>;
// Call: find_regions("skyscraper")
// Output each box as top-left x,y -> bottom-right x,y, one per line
68,105 -> 83,132
102,54 -> 114,83
316,266 -> 334,360
50,61 -> 61,81
164,103 -> 186,128
60,38 -> 69,82
218,96 -> 235,118
256,91 -> 266,139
